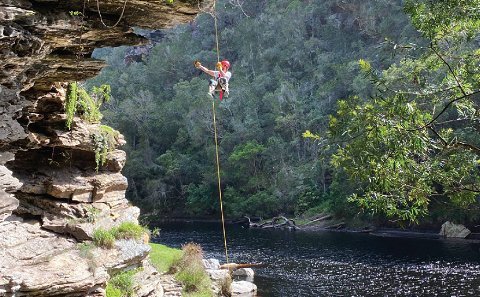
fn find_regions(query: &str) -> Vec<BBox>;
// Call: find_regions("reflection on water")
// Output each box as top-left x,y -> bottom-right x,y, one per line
151,222 -> 480,296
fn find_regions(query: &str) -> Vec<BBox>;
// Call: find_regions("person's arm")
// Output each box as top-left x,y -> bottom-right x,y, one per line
216,62 -> 228,77
195,62 -> 216,77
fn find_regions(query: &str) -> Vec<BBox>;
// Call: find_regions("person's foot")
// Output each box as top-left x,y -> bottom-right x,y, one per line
224,89 -> 229,97
208,92 -> 214,98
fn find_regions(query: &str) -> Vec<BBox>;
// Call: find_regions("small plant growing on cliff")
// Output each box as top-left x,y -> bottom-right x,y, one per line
65,82 -> 78,129
92,222 -> 148,249
69,10 -> 82,16
91,125 -> 119,171
93,228 -> 115,249
65,82 -> 111,130
107,269 -> 138,297
85,206 -> 101,223
112,221 -> 148,240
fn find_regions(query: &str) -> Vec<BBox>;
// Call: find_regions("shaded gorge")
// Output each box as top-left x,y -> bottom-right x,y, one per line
151,222 -> 480,296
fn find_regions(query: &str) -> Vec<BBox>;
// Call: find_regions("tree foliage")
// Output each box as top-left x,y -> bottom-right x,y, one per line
85,0 -> 480,224
330,0 -> 480,222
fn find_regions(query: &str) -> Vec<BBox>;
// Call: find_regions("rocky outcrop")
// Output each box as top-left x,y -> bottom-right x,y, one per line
0,0 -> 212,295
202,258 -> 258,297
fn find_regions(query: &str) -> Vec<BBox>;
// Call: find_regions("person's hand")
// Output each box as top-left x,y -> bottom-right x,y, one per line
216,62 -> 223,71
194,60 -> 202,68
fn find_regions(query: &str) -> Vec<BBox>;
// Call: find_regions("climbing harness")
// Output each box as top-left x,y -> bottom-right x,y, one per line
211,0 -> 230,264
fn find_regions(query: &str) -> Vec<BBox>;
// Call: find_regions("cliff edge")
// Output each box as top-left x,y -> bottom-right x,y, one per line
0,0 -> 211,295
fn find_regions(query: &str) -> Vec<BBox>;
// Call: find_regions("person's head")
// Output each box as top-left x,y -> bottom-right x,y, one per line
221,60 -> 230,71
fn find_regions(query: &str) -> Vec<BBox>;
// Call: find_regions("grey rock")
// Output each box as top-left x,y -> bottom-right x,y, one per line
0,217 -> 108,296
0,189 -> 19,222
203,258 -> 221,270
439,221 -> 471,238
231,281 -> 257,297
232,268 -> 254,283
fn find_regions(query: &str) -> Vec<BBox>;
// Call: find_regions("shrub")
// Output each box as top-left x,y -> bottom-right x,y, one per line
175,243 -> 211,295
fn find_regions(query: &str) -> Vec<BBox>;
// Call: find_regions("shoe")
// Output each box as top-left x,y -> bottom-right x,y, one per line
208,92 -> 214,98
224,89 -> 229,97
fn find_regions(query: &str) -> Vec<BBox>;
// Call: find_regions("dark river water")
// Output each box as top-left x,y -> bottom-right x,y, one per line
151,222 -> 480,296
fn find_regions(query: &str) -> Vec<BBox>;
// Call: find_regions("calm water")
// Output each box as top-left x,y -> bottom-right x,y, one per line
151,222 -> 480,296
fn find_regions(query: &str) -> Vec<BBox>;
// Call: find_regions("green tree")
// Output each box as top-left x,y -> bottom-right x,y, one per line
330,0 -> 480,222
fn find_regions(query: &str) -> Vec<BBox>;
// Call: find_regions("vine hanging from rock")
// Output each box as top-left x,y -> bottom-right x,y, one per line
91,125 -> 119,171
65,82 -> 111,129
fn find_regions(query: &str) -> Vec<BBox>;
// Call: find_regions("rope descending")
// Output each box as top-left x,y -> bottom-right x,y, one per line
211,0 -> 229,264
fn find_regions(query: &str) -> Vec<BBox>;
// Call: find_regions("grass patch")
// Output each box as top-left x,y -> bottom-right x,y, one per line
113,222 -> 148,240
92,222 -> 149,249
149,243 -> 183,273
93,228 -> 115,249
105,282 -> 122,297
149,243 -> 213,296
106,269 -> 137,297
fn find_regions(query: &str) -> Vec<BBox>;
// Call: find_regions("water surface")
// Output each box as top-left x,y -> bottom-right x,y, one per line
151,222 -> 480,296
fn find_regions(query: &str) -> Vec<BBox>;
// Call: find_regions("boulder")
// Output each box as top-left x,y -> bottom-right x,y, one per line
0,216 -> 108,296
232,268 -> 254,283
206,269 -> 231,297
203,258 -> 221,270
231,281 -> 257,297
439,221 -> 471,238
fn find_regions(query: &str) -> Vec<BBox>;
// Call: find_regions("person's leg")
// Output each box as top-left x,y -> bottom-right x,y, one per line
208,79 -> 218,97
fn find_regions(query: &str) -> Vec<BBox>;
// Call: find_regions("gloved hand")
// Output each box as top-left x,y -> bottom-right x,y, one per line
194,60 -> 202,68
216,62 -> 223,71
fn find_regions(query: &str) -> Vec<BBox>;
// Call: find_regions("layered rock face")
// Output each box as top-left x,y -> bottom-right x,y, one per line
0,0 -> 211,295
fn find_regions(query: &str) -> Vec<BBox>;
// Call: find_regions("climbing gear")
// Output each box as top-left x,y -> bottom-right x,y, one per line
221,60 -> 230,70
216,61 -> 223,71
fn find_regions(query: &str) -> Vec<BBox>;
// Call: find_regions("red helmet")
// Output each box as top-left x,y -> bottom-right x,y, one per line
221,60 -> 230,70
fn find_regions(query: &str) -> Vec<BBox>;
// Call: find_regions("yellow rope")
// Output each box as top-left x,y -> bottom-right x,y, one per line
211,0 -> 229,264
211,99 -> 229,264
213,0 -> 220,63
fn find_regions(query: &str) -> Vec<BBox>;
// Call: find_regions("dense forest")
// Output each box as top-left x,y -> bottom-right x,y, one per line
87,0 -> 480,226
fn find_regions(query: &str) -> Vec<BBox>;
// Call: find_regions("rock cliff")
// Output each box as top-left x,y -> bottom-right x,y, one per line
0,0 -> 211,295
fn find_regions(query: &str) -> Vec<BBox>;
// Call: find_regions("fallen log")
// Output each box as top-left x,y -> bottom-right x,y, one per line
219,263 -> 267,270
301,215 -> 332,226
325,222 -> 345,230
247,215 -> 300,230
